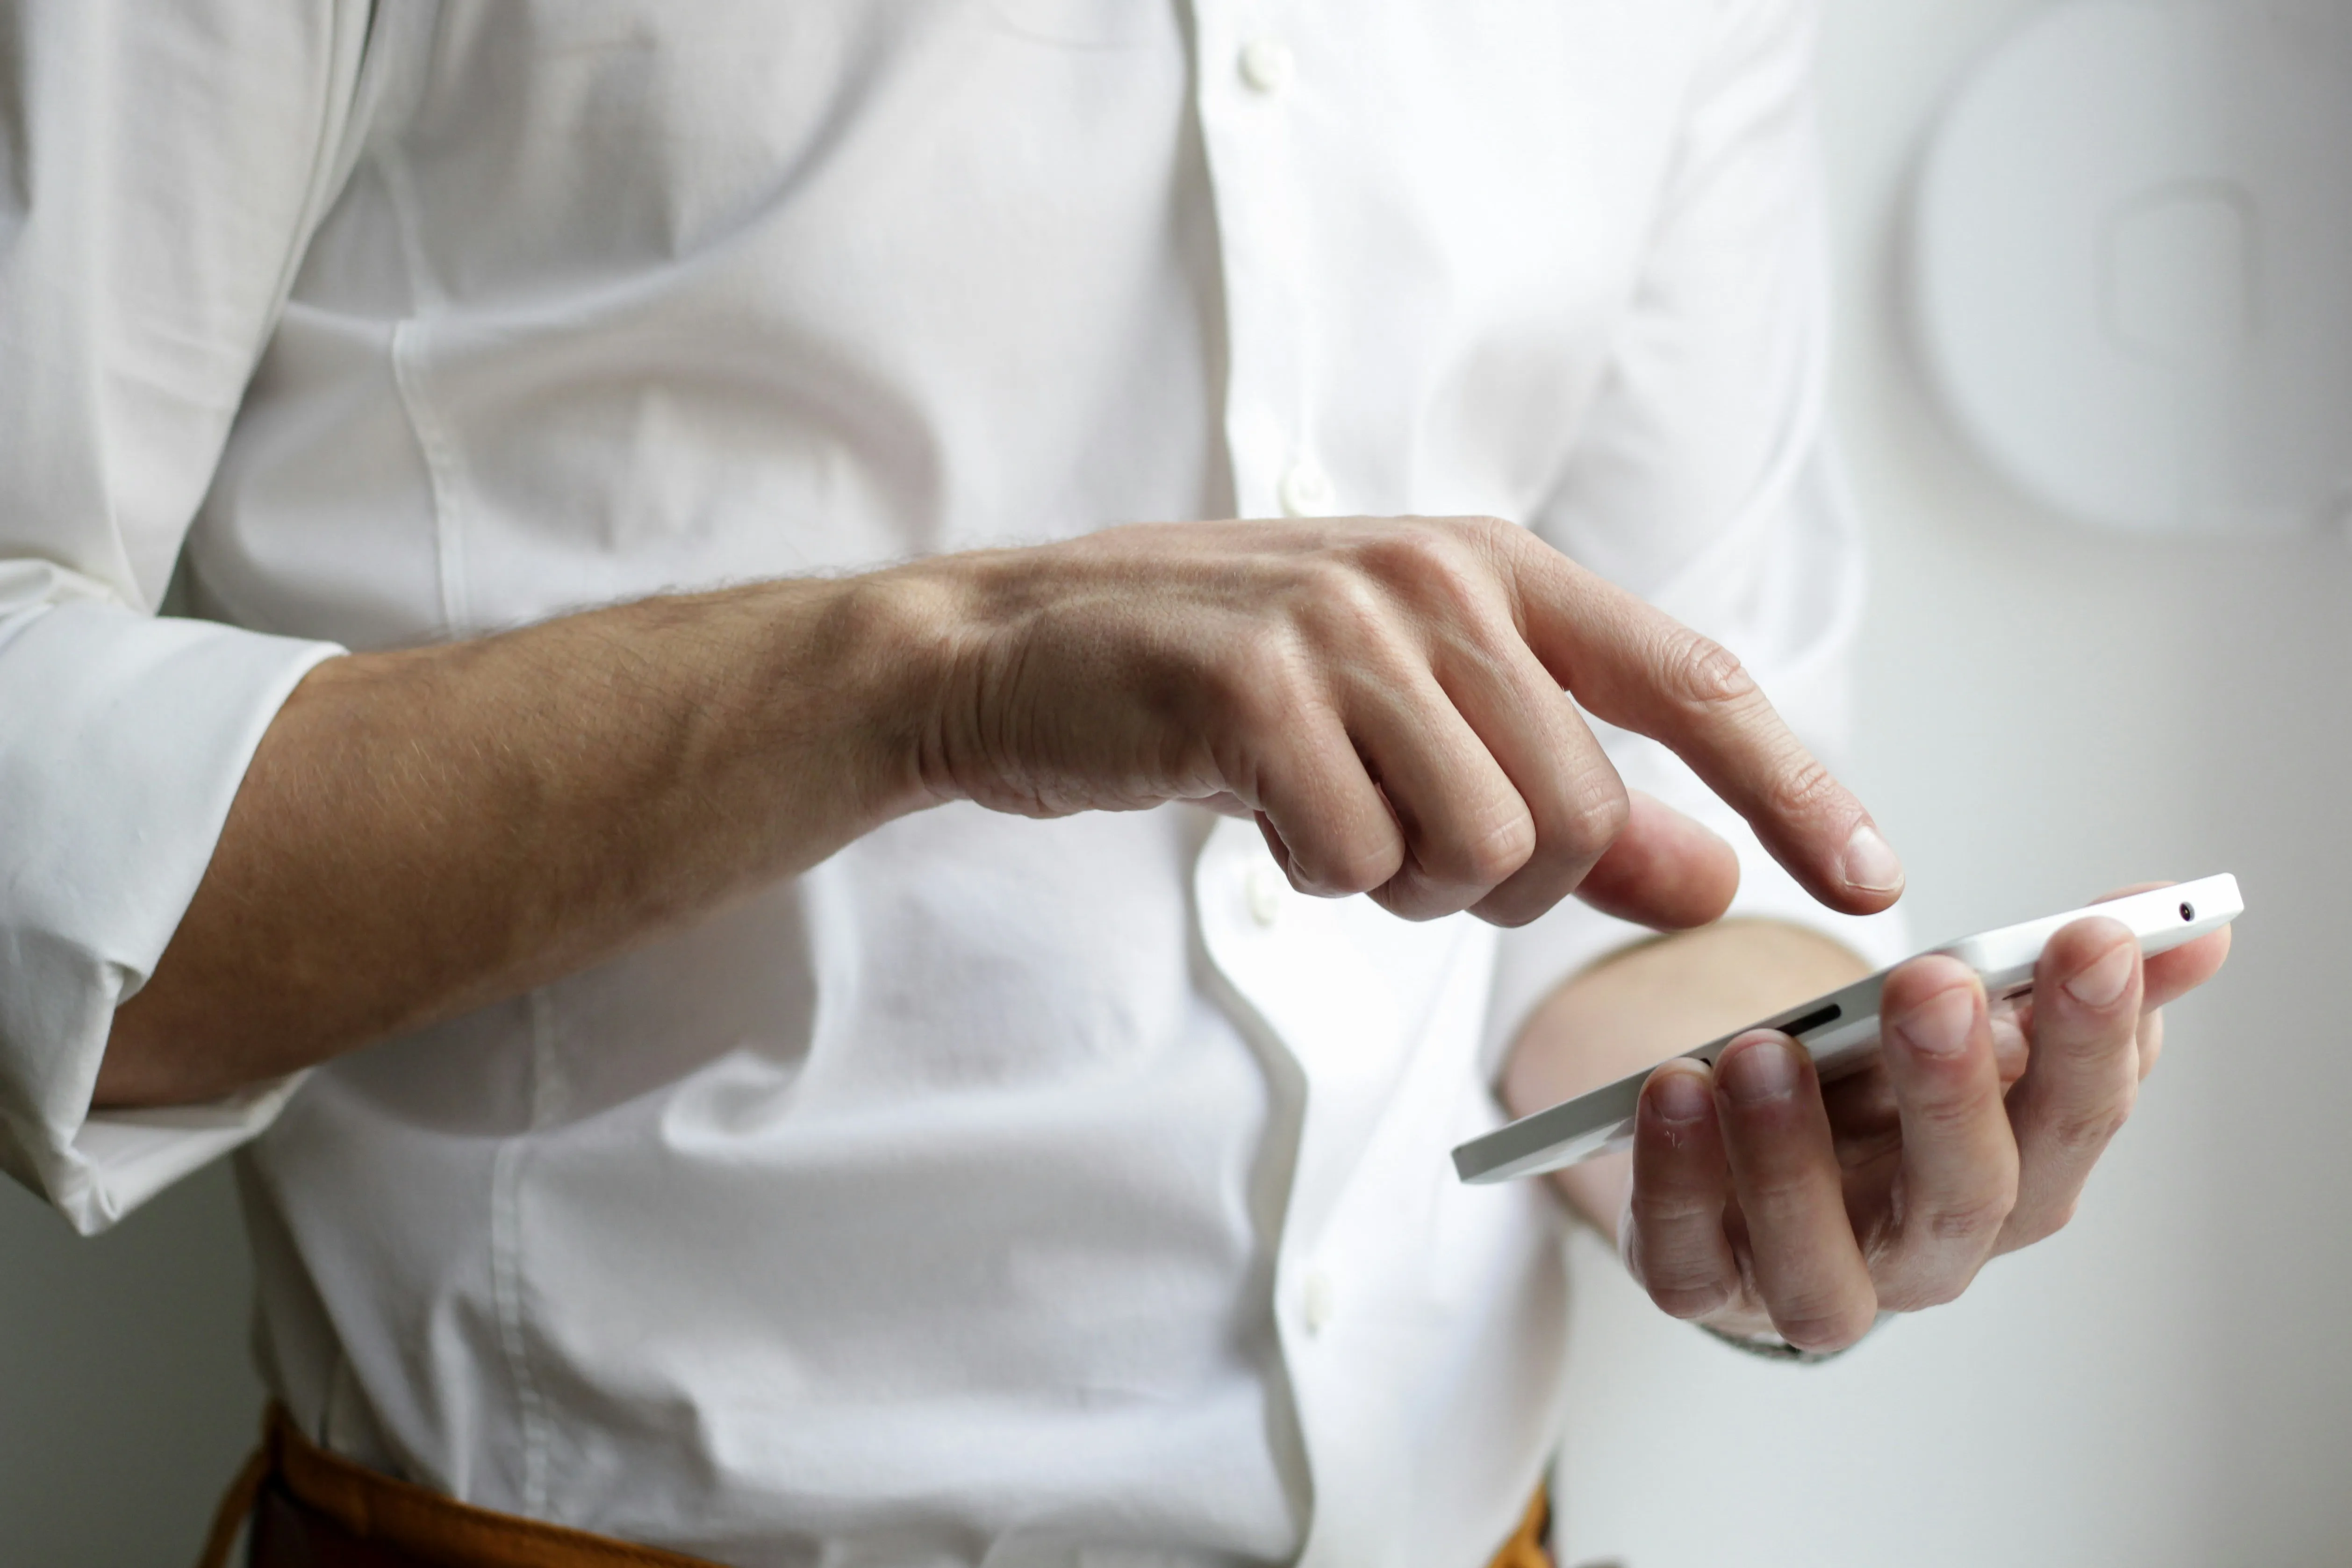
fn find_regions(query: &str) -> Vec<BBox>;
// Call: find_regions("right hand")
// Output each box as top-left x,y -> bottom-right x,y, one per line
896,516 -> 1903,931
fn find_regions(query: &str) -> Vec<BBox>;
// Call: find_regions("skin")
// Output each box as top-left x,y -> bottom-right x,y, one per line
100,514 -> 1898,1105
92,511 -> 2227,1339
1506,900 -> 2230,1350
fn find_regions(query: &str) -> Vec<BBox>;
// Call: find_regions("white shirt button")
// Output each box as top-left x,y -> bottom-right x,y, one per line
1302,1268 -> 1336,1335
1245,865 -> 1284,928
1278,459 -> 1335,517
1238,36 -> 1295,95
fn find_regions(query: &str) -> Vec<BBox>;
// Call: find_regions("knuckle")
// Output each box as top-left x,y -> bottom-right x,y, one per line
2045,1091 -> 2135,1160
1452,515 -> 1535,592
1760,751 -> 1843,827
1647,1280 -> 1738,1322
1349,525 -> 1443,578
1368,869 -> 1456,919
1660,631 -> 1757,710
1470,885 -> 1554,930
1449,809 -> 1537,888
1314,837 -> 1404,899
1295,561 -> 1393,645
1304,858 -> 1386,903
1359,529 -> 1492,617
1907,1086 -> 1997,1143
1554,779 -> 1631,860
1736,1169 -> 1819,1221
1321,863 -> 1389,901
1919,1187 -> 2016,1247
1629,1189 -> 1720,1230
1878,1269 -> 1969,1313
1450,513 -> 1519,550
1771,1297 -> 1878,1355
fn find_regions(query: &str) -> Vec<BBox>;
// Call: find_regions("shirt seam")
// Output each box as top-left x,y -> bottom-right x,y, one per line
489,988 -> 564,1519
376,142 -> 473,636
390,316 -> 474,636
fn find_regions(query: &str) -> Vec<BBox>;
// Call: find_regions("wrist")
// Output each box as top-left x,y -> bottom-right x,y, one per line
818,559 -> 997,819
863,544 -> 1101,819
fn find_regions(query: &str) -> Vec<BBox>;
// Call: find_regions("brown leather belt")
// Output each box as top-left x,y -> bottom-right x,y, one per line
202,1404 -> 1554,1568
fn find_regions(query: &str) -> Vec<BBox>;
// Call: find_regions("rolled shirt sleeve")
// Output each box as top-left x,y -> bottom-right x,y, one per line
0,2 -> 376,1231
1487,0 -> 1907,1070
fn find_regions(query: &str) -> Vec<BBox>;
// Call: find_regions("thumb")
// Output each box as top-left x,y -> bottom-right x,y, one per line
1574,790 -> 1740,930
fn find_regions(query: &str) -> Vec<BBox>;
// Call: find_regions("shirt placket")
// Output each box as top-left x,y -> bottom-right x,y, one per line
1189,1 -> 1341,527
1187,8 -> 1402,1561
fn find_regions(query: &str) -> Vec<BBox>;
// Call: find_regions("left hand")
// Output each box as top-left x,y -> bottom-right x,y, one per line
1617,888 -> 2231,1351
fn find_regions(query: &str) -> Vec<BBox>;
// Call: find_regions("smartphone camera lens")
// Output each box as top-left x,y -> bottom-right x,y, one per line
2179,901 -> 2194,922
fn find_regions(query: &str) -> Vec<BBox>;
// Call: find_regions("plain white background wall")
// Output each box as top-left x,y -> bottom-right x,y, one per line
0,1170 -> 259,1563
1555,1 -> 2352,1564
4,2 -> 2349,1564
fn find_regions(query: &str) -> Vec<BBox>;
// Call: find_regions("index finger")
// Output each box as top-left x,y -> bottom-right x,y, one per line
1500,536 -> 1901,916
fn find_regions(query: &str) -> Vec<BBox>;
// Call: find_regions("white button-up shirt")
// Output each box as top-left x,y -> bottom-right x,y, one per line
0,3 -> 1901,1564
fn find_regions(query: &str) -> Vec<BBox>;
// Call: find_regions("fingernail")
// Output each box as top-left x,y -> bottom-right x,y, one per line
1718,1036 -> 1798,1106
2063,941 -> 2136,1010
1840,822 -> 1905,895
1894,984 -> 1975,1057
1649,1066 -> 1710,1123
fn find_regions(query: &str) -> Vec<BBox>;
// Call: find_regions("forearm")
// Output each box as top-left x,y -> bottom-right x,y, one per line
95,509 -> 1905,1112
96,573 -> 953,1109
1501,918 -> 1871,1240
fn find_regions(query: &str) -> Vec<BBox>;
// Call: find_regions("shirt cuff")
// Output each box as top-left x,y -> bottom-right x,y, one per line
0,599 -> 341,1234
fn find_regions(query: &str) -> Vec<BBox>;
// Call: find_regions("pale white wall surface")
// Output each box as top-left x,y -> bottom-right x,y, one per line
0,1166 -> 263,1565
6,4 -> 2350,1565
1554,3 -> 2352,1565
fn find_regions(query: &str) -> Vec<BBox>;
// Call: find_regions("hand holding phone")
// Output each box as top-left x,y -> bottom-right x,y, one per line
1458,875 -> 2240,1353
1456,874 -> 2242,1183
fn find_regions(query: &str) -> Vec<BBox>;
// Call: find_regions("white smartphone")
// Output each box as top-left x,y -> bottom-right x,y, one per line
1451,873 -> 2243,1186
